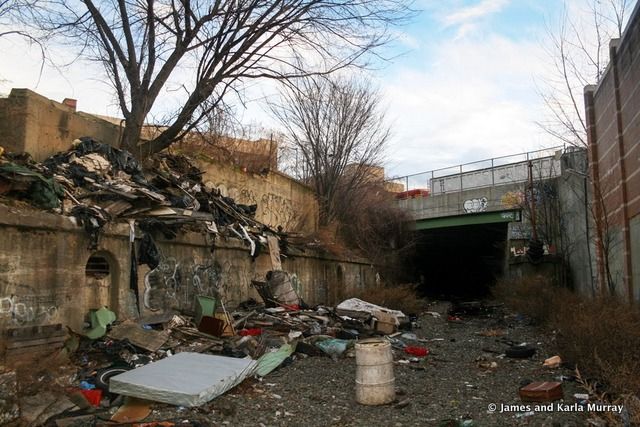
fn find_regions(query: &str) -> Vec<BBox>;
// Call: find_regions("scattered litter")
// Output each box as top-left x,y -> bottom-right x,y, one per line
336,298 -> 406,321
239,328 -> 263,337
255,343 -> 296,377
505,345 -> 536,359
515,411 -> 535,418
108,321 -> 169,352
315,338 -> 352,358
543,355 -> 562,368
79,389 -> 102,407
111,397 -> 152,423
86,307 -> 117,339
404,346 -> 429,357
519,381 -> 563,402
394,398 -> 411,409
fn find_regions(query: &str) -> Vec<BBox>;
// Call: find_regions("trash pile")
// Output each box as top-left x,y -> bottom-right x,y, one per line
2,275 -> 429,425
0,137 -> 274,252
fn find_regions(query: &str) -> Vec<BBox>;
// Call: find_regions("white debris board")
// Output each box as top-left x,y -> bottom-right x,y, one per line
109,352 -> 257,407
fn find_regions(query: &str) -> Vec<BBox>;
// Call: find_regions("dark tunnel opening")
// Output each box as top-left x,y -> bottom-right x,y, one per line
410,222 -> 508,299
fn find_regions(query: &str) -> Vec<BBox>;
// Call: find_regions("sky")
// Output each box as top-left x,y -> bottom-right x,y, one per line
0,0 -> 636,177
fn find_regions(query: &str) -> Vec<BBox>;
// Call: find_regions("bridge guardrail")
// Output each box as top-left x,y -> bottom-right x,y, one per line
387,146 -> 565,196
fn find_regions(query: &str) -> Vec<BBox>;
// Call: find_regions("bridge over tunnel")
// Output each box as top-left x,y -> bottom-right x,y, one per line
409,210 -> 519,299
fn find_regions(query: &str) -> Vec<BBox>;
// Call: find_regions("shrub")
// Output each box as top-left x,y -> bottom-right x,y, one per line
354,283 -> 426,315
494,276 -> 640,398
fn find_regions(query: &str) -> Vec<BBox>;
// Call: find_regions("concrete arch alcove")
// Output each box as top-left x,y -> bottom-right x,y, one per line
84,250 -> 120,313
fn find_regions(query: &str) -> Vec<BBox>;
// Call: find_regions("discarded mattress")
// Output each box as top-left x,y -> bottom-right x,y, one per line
336,298 -> 406,321
109,352 -> 257,407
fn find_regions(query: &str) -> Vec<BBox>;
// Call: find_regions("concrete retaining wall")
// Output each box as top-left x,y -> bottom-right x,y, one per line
0,205 -> 374,349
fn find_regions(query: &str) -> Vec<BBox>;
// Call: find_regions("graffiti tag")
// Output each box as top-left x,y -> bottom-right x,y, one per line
143,258 -> 222,312
0,295 -> 59,325
463,197 -> 488,213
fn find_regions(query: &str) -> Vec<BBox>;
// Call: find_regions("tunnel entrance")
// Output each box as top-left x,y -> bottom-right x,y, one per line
411,222 -> 508,299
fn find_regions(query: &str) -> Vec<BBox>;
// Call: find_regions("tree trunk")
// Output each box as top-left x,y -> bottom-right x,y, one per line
120,119 -> 145,158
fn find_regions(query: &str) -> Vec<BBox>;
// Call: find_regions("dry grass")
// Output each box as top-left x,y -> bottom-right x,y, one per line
353,283 -> 427,315
494,276 -> 640,406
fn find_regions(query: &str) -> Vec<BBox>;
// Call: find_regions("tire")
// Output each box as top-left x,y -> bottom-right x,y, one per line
505,346 -> 536,359
95,366 -> 131,391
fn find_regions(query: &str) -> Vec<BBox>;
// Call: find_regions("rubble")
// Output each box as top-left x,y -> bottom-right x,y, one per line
1,298 -> 599,425
0,137 -> 279,255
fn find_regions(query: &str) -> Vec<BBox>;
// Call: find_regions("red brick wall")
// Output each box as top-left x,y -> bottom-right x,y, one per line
585,2 -> 640,300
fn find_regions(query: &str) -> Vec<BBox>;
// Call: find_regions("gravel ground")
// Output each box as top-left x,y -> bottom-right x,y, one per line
145,301 -> 598,427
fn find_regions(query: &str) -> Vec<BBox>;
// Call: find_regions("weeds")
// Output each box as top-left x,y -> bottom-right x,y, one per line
353,283 -> 427,315
494,276 -> 640,419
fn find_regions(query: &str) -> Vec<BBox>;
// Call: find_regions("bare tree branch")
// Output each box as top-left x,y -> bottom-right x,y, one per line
20,0 -> 414,158
269,75 -> 389,226
537,0 -> 630,148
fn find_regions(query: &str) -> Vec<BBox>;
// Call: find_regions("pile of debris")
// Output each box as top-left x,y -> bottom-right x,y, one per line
1,273 -> 428,425
0,137 -> 274,252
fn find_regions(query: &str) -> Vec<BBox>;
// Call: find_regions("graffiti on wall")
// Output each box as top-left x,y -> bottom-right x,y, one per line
260,193 -> 297,229
501,190 -> 525,208
0,294 -> 59,325
463,197 -> 488,213
143,258 -> 223,312
219,183 -> 302,230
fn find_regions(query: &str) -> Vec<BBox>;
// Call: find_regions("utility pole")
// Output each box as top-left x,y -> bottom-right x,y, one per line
527,160 -> 543,262
528,160 -> 538,241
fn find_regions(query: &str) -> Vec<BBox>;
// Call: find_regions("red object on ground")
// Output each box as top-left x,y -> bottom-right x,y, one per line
239,328 -> 263,336
280,304 -> 300,311
80,389 -> 103,407
447,315 -> 462,322
404,346 -> 429,357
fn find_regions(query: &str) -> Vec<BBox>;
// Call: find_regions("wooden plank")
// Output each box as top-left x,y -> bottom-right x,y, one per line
6,335 -> 67,349
6,324 -> 65,341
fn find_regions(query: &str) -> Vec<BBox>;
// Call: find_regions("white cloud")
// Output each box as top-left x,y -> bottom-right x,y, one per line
380,34 -> 555,177
443,0 -> 510,27
441,0 -> 510,38
0,35 -> 121,117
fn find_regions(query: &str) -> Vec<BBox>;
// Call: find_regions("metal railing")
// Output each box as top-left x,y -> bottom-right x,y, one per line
387,146 -> 565,195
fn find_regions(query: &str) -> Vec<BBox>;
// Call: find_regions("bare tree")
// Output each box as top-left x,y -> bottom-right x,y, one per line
269,75 -> 390,226
0,1 -> 46,81
23,0 -> 413,158
0,0 -> 36,39
538,0 -> 631,147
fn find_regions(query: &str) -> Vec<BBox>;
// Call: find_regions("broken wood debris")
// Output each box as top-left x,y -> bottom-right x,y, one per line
0,137 -> 286,256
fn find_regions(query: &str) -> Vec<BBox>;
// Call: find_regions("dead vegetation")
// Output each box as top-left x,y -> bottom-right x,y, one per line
353,284 -> 426,315
494,275 -> 640,420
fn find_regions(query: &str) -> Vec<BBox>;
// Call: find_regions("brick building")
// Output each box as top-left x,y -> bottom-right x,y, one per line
584,1 -> 640,300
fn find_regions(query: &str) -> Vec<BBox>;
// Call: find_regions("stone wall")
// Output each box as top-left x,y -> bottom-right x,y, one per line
196,158 -> 319,234
584,1 -> 640,299
0,89 -> 122,160
0,205 -> 374,353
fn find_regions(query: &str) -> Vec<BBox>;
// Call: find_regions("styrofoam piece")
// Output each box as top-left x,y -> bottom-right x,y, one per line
109,352 -> 257,407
